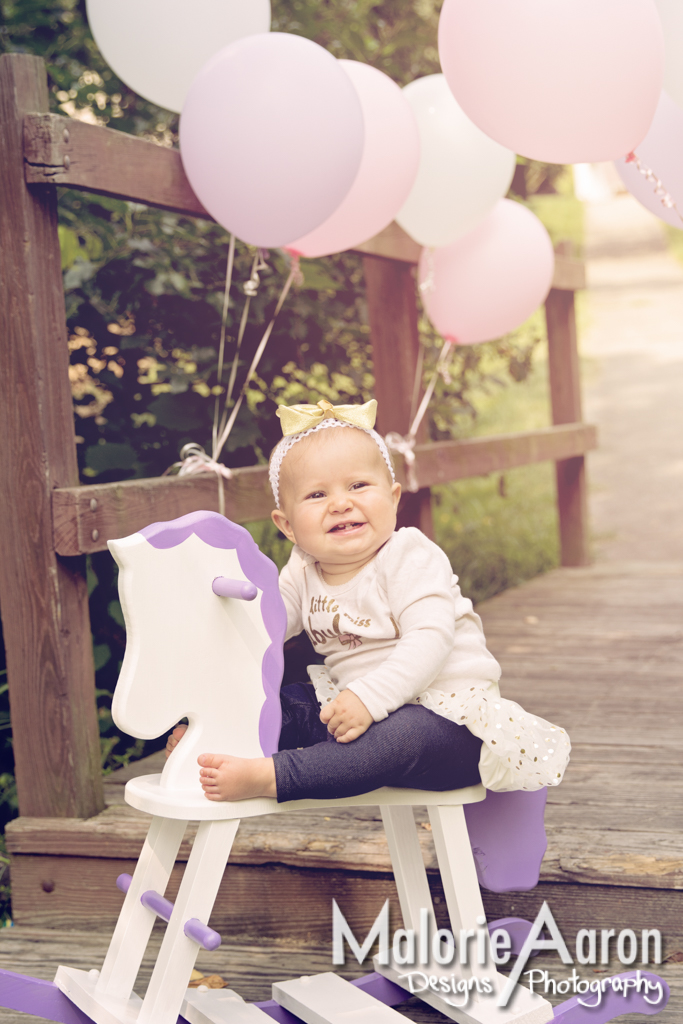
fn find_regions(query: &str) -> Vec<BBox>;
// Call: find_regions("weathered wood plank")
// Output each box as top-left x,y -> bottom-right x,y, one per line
23,112 -> 210,218
52,465 -> 274,556
414,423 -> 596,485
545,241 -> 589,567
52,424 -> 597,555
22,113 -> 583,291
7,848 -> 683,957
8,802 -> 682,890
0,54 -> 103,817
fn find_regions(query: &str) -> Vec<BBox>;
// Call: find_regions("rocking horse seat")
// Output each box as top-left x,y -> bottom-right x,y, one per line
124,772 -> 486,819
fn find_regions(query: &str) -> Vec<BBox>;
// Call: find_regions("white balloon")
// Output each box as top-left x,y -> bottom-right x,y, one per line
396,74 -> 516,248
86,0 -> 271,113
653,0 -> 683,111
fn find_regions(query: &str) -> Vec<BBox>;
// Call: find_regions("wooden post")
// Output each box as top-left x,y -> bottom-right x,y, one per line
545,242 -> 590,566
362,256 -> 434,538
0,54 -> 104,817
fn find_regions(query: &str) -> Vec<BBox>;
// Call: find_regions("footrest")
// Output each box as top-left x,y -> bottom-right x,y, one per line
54,966 -> 142,1024
273,972 -> 407,1024
183,986 -> 272,1023
373,959 -> 554,1024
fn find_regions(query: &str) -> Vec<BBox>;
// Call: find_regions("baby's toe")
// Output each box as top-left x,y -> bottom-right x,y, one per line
198,753 -> 225,769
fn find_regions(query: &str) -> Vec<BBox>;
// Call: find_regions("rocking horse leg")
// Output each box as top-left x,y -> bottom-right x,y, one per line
428,805 -> 554,1024
380,805 -> 435,933
96,816 -> 188,1001
138,817 -> 239,1024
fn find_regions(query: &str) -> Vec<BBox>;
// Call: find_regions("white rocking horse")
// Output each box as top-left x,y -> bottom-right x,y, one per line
44,511 -> 665,1024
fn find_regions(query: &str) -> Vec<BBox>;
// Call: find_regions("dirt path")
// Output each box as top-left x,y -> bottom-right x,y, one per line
581,193 -> 683,561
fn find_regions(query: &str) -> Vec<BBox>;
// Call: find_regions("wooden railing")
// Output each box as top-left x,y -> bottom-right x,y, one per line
0,53 -> 595,820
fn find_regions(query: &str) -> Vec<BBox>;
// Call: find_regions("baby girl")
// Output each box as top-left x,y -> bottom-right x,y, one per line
167,399 -> 570,802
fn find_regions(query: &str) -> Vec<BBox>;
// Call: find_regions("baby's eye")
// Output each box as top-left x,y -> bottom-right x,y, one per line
305,490 -> 325,500
351,481 -> 369,490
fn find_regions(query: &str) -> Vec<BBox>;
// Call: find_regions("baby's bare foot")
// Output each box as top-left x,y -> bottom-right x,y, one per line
165,724 -> 187,759
198,753 -> 276,801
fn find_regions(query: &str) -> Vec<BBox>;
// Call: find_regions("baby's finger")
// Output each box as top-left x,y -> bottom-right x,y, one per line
319,701 -> 337,724
336,728 -> 357,743
324,710 -> 344,734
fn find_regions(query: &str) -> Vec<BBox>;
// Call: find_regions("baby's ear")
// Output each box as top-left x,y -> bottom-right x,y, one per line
271,507 -> 295,542
391,481 -> 402,509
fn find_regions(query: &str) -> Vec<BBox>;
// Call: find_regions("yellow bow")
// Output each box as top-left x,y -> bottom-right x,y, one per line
276,399 -> 377,437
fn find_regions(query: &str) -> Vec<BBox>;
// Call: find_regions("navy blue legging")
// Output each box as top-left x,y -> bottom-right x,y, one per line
273,682 -> 482,802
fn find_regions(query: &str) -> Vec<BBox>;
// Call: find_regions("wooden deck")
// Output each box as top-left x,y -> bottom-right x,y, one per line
0,928 -> 680,1024
2,560 -> 682,1019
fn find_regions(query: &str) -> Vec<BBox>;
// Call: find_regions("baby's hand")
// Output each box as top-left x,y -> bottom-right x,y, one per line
320,689 -> 372,743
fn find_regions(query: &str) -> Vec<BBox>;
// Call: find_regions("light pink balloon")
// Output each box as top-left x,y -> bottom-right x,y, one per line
438,0 -> 664,164
419,200 -> 555,345
286,61 -> 419,257
616,92 -> 683,228
180,34 -> 364,248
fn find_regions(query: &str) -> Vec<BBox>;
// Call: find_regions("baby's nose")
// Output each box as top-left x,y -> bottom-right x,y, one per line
330,492 -> 353,511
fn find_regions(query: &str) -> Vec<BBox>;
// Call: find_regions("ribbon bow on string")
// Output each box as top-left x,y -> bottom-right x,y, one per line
385,340 -> 455,493
167,443 -> 233,517
384,431 -> 418,493
276,398 -> 378,437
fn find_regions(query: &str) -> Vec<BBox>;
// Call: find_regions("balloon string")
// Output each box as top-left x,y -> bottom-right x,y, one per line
419,247 -> 436,295
625,151 -> 683,227
385,340 -> 454,493
212,234 -> 236,456
211,255 -> 299,465
167,252 -> 299,515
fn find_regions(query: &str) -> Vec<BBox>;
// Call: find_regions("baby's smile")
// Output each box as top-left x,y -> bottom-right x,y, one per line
328,520 -> 366,533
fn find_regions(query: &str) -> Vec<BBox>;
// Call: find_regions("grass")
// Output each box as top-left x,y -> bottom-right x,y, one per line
664,223 -> 683,265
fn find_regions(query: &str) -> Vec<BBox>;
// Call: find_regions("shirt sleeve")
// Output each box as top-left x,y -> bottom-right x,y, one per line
347,529 -> 500,721
278,547 -> 305,642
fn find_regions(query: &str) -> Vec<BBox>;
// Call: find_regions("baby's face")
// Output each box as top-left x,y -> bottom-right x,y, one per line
272,428 -> 401,576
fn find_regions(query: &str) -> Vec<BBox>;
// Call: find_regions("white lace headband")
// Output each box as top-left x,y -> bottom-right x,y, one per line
269,418 -> 395,509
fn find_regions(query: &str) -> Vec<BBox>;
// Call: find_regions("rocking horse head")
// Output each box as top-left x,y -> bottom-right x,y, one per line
108,511 -> 286,794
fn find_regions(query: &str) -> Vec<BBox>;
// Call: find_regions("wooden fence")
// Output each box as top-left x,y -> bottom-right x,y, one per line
0,53 -> 595,821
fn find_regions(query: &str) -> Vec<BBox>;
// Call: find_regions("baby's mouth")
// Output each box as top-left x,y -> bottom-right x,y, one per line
329,521 -> 365,533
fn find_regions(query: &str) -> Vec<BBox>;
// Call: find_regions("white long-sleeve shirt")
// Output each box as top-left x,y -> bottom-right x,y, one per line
279,528 -> 570,791
280,527 -> 501,721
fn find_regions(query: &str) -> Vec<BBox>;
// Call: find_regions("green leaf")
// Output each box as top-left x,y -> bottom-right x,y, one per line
298,260 -> 340,292
108,600 -> 125,628
58,225 -> 88,270
93,643 -> 111,671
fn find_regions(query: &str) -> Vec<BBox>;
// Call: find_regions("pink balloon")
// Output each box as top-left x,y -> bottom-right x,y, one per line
180,34 -> 364,248
438,0 -> 664,164
616,92 -> 683,228
286,61 -> 419,257
419,200 -> 555,345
